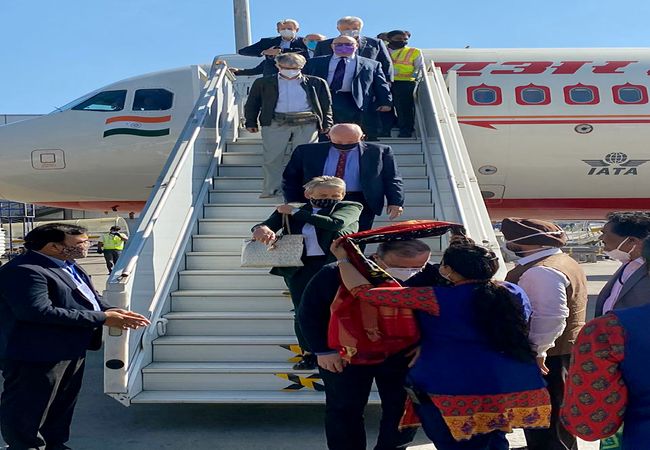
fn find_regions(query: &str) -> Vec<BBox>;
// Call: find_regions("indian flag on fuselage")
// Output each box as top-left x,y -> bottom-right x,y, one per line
103,115 -> 171,138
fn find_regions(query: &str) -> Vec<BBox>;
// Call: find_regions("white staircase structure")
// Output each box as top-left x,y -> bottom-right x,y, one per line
103,61 -> 503,405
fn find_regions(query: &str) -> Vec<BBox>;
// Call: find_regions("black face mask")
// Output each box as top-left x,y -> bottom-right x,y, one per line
332,142 -> 358,151
310,198 -> 340,209
389,41 -> 407,49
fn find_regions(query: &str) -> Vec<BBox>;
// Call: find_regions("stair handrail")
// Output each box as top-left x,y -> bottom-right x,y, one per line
103,59 -> 238,404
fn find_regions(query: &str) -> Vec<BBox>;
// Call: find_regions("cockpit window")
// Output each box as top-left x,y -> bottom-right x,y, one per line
71,90 -> 127,111
132,89 -> 174,111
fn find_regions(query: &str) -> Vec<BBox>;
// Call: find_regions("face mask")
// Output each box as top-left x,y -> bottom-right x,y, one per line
604,237 -> 636,263
305,41 -> 317,50
386,267 -> 421,282
310,198 -> 340,209
57,243 -> 88,260
389,40 -> 407,49
279,68 -> 301,78
279,29 -> 296,39
340,29 -> 360,38
332,142 -> 358,151
333,44 -> 356,56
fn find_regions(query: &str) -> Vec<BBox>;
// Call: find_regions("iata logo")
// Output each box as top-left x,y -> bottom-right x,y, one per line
582,152 -> 649,175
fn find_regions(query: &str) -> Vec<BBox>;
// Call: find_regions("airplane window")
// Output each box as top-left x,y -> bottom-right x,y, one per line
616,87 -> 646,104
569,87 -> 595,103
133,89 -> 173,111
521,88 -> 546,104
71,90 -> 126,111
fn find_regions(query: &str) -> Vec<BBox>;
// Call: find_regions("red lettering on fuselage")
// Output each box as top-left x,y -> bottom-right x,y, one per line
434,60 -> 641,76
435,62 -> 496,76
592,61 -> 638,73
550,61 -> 592,74
490,61 -> 554,75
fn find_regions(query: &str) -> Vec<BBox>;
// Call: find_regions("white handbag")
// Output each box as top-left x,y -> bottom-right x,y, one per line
241,214 -> 304,268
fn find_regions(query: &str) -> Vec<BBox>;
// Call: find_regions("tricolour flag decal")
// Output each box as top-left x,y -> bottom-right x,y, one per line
103,115 -> 171,138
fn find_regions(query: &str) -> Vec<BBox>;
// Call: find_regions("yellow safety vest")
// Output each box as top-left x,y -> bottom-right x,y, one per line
101,233 -> 125,250
391,46 -> 421,81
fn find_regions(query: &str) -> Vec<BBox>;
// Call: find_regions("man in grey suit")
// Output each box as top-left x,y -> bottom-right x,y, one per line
595,211 -> 650,317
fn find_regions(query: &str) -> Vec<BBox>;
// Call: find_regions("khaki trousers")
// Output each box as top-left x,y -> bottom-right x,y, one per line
260,120 -> 318,196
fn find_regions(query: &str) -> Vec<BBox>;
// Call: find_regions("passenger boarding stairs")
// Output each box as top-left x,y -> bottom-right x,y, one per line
103,61 -> 502,405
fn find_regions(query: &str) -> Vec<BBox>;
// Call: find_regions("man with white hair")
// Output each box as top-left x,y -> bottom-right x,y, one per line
245,53 -> 333,198
314,16 -> 393,82
238,19 -> 309,76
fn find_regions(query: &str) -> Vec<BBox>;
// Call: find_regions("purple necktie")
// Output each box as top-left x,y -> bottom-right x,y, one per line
330,58 -> 347,93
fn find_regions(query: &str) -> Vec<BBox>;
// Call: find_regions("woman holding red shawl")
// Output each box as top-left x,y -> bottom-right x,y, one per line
331,237 -> 551,449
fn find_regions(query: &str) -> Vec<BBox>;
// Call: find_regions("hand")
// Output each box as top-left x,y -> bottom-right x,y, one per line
276,204 -> 294,214
387,205 -> 403,220
104,310 -> 150,330
229,67 -> 241,74
376,105 -> 392,112
329,237 -> 349,260
246,127 -> 259,133
405,346 -> 421,368
262,48 -> 281,57
536,356 -> 550,375
252,225 -> 276,245
317,353 -> 348,373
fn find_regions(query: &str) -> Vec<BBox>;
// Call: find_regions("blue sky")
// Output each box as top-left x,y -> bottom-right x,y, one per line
1,0 -> 649,114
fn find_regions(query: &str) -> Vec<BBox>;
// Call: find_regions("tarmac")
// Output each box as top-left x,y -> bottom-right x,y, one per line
0,254 -> 610,449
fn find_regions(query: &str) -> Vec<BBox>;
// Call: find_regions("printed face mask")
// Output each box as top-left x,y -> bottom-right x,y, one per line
58,243 -> 88,260
310,198 -> 340,209
604,237 -> 635,263
385,267 -> 421,282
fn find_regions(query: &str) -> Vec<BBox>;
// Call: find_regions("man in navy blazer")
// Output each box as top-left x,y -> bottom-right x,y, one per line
0,223 -> 149,450
238,19 -> 309,77
313,16 -> 393,82
283,123 -> 404,231
303,36 -> 392,140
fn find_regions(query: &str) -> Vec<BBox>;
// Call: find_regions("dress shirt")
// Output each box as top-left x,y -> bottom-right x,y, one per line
34,251 -> 101,311
602,257 -> 645,314
300,207 -> 326,256
322,145 -> 361,192
274,75 -> 311,113
327,55 -> 356,92
279,39 -> 291,49
516,248 -> 570,357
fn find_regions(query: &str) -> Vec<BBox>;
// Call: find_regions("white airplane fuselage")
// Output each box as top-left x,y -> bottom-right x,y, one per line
0,48 -> 649,219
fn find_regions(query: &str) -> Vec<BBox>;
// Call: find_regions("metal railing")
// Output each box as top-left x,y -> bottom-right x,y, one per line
415,62 -> 506,278
103,61 -> 238,404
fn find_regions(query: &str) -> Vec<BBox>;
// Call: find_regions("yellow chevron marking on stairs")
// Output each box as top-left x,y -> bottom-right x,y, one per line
280,344 -> 303,363
275,373 -> 325,392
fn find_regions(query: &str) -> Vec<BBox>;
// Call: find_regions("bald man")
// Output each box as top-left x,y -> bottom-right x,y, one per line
303,36 -> 392,141
282,123 -> 404,231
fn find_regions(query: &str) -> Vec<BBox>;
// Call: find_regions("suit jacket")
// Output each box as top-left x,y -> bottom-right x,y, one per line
313,36 -> 394,82
235,60 -> 265,76
282,141 -> 404,215
595,262 -> 650,317
0,251 -> 112,362
238,36 -> 309,76
255,201 -> 363,277
303,55 -> 392,110
244,74 -> 333,130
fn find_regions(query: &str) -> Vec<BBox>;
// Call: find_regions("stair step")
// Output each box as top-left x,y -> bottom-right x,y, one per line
178,269 -> 286,290
163,311 -> 293,336
184,252 -> 242,270
216,164 -> 426,177
152,335 -> 302,362
132,389 -> 381,404
221,152 -> 424,165
171,288 -> 291,311
212,176 -> 430,190
208,189 -> 432,204
225,140 -> 422,154
202,204 -> 435,220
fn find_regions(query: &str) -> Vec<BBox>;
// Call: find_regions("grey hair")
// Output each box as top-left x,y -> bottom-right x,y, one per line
303,176 -> 346,194
377,240 -> 431,258
275,52 -> 306,68
277,19 -> 300,29
337,16 -> 364,28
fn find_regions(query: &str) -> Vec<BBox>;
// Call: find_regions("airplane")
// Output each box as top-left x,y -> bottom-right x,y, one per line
1,48 -> 649,220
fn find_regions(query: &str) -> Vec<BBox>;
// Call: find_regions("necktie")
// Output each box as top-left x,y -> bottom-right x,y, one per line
330,58 -> 347,93
335,151 -> 348,178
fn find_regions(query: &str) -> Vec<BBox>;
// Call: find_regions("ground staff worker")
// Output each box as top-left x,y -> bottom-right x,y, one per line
98,226 -> 128,273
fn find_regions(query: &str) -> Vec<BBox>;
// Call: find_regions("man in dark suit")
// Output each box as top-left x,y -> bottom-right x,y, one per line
0,223 -> 150,450
595,211 -> 650,317
244,52 -> 333,198
282,123 -> 404,231
313,16 -> 393,82
238,18 -> 309,77
303,36 -> 392,140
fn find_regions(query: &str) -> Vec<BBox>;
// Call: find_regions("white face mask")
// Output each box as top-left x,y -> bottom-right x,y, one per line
386,267 -> 422,282
340,29 -> 360,38
279,29 -> 297,39
604,237 -> 636,263
279,68 -> 301,78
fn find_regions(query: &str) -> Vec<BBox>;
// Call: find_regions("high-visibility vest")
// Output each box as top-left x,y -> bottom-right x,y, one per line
101,233 -> 125,250
391,46 -> 421,81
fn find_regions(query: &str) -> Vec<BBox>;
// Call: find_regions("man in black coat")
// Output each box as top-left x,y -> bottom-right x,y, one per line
238,18 -> 309,76
0,223 -> 150,450
282,123 -> 404,231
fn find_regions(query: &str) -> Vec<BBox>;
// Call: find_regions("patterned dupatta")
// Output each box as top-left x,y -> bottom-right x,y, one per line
327,220 -> 463,365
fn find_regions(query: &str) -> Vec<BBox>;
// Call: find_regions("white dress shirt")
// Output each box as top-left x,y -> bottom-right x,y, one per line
327,55 -> 356,93
602,257 -> 645,314
300,207 -> 326,256
516,248 -> 570,358
274,75 -> 311,113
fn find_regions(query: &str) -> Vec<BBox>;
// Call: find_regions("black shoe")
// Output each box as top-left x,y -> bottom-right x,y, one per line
293,353 -> 317,370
